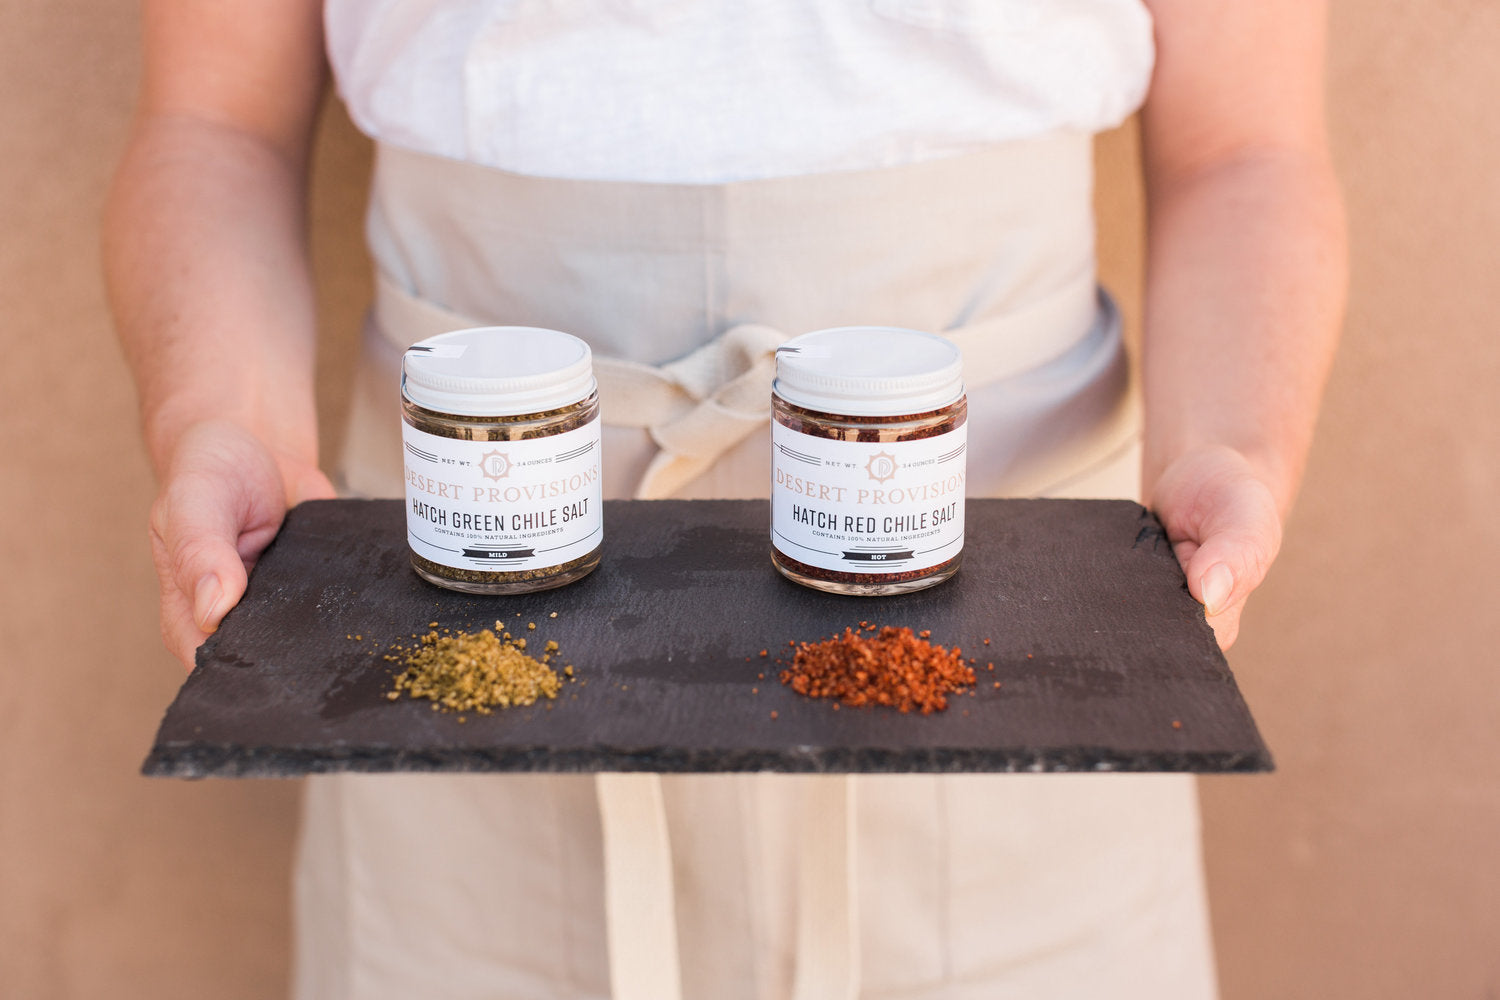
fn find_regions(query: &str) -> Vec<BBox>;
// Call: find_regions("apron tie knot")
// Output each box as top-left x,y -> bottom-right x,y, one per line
619,322 -> 787,499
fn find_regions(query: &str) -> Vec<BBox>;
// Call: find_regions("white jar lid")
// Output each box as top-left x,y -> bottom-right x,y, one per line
773,326 -> 964,416
402,327 -> 596,416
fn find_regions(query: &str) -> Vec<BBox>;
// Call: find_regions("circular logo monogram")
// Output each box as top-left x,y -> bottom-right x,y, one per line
479,450 -> 511,481
865,451 -> 898,483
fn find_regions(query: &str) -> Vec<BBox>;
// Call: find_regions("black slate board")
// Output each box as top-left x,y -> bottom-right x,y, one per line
143,499 -> 1271,777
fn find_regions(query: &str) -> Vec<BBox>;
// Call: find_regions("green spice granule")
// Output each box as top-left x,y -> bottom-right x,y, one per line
388,628 -> 561,714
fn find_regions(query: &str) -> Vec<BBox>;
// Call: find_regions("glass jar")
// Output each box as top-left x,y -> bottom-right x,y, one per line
770,326 -> 967,596
401,326 -> 603,594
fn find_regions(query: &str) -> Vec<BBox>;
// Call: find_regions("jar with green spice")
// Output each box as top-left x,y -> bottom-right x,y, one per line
401,326 -> 603,594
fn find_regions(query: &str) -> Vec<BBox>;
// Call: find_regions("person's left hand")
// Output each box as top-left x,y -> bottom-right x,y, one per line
1149,445 -> 1284,650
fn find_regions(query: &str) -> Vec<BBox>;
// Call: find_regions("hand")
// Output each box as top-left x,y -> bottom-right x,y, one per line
149,420 -> 334,668
1149,445 -> 1283,650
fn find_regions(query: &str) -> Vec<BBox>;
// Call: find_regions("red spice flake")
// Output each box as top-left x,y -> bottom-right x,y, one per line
982,638 -> 991,645
918,629 -> 931,639
1171,719 -> 1183,730
779,625 -> 975,715
759,649 -> 768,657
770,710 -> 779,720
1026,653 -> 1033,659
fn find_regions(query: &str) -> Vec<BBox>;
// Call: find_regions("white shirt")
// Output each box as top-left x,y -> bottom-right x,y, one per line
325,0 -> 1154,184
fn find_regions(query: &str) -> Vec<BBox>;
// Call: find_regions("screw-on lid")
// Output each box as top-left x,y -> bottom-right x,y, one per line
401,327 -> 596,417
773,326 -> 964,416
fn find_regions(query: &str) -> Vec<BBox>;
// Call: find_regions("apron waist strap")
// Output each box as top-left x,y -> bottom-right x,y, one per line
375,267 -> 1103,499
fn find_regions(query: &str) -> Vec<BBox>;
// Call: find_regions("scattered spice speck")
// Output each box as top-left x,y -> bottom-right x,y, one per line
1172,720 -> 1183,730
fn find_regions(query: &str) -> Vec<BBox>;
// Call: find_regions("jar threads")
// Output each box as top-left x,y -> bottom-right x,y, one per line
401,327 -> 603,594
770,327 -> 967,596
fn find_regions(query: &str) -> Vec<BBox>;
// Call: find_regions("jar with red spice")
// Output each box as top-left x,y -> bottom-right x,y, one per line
770,326 -> 966,595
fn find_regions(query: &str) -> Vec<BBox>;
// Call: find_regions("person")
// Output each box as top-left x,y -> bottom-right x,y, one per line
105,1 -> 1346,997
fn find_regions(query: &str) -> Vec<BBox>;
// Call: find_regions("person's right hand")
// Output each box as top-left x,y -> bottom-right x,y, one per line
149,420 -> 334,668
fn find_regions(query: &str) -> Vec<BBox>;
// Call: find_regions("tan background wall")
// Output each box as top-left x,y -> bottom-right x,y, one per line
2,2 -> 1495,997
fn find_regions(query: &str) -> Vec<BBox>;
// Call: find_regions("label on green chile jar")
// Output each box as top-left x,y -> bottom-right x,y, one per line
403,418 -> 603,573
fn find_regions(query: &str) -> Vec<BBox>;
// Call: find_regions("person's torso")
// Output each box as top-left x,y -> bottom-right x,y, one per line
324,0 -> 1154,184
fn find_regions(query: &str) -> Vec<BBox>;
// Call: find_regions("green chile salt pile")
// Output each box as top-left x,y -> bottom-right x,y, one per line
387,624 -> 565,714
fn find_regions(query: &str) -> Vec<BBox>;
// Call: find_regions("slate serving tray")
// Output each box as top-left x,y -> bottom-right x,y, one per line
142,498 -> 1271,777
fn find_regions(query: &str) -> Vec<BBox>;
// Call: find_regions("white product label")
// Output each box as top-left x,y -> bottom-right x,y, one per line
403,417 -> 602,573
771,419 -> 965,575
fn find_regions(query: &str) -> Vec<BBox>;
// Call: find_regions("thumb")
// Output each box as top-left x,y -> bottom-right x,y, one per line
1177,482 -> 1281,619
1152,447 -> 1284,650
152,470 -> 258,634
150,424 -> 288,666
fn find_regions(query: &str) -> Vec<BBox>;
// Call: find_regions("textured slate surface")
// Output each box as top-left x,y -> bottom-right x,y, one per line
143,499 -> 1271,777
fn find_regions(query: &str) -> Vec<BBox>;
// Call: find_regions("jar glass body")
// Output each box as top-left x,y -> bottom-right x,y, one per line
769,394 -> 966,596
401,391 -> 602,594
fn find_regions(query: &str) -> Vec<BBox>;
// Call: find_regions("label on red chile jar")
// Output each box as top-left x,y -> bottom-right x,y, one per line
771,421 -> 966,574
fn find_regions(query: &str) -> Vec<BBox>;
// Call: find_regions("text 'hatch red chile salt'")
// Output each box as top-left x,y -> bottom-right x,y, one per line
401,327 -> 603,594
780,624 -> 976,714
770,326 -> 966,595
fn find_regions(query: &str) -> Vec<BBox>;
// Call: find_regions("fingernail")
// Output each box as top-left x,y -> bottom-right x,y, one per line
1202,564 -> 1234,616
193,574 -> 224,632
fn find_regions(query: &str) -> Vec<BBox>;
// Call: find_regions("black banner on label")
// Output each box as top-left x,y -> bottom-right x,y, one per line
841,549 -> 915,563
462,547 -> 535,560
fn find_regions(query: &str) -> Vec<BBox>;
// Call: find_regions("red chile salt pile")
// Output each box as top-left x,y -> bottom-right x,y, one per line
780,625 -> 975,714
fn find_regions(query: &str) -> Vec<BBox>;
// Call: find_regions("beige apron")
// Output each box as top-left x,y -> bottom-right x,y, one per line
295,135 -> 1217,1000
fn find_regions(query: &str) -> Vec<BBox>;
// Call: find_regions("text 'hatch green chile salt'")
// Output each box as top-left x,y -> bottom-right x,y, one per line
401,327 -> 603,594
771,327 -> 967,596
